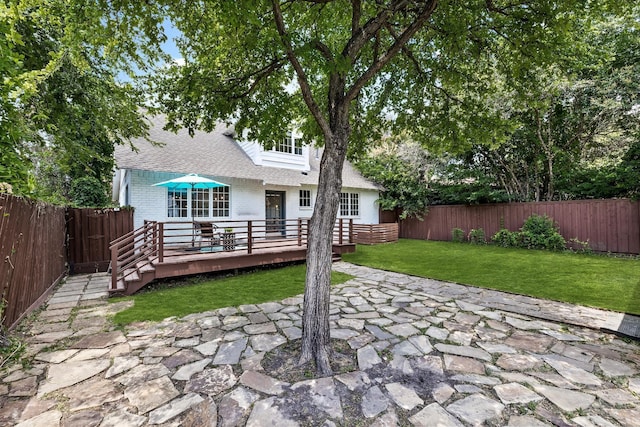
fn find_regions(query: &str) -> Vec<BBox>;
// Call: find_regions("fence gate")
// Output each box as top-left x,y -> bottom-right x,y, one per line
67,208 -> 134,273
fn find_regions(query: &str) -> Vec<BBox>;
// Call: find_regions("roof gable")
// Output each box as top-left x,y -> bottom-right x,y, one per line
114,115 -> 379,190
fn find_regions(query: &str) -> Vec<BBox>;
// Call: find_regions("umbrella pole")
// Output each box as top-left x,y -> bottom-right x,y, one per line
191,184 -> 195,247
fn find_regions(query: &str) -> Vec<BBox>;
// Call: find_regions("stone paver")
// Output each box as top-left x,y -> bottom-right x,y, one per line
446,393 -> 504,425
409,402 -> 464,427
37,359 -> 110,396
1,265 -> 639,426
361,385 -> 389,418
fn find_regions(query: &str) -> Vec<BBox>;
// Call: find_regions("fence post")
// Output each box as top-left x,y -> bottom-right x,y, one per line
298,219 -> 302,246
158,222 -> 164,263
247,221 -> 253,254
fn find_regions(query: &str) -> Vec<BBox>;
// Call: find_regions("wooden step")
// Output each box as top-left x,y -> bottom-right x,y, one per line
123,269 -> 140,283
109,278 -> 126,293
139,263 -> 156,274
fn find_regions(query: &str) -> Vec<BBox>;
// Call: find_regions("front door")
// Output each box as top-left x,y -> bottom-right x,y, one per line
265,191 -> 286,236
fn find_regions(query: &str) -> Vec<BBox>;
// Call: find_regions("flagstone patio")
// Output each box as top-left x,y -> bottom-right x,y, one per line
1,263 -> 639,426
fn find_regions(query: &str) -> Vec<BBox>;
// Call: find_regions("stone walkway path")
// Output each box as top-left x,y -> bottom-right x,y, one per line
1,262 -> 639,426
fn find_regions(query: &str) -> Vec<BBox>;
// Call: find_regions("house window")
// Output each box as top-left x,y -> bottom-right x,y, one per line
350,193 -> 359,216
299,189 -> 311,208
191,188 -> 209,218
212,186 -> 230,217
168,189 -> 188,217
340,192 -> 359,217
340,193 -> 350,216
276,133 -> 303,155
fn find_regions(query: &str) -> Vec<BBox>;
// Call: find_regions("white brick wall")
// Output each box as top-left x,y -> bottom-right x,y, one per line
120,169 -> 379,230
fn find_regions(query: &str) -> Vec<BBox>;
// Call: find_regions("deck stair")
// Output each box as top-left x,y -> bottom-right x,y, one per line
114,259 -> 158,294
109,221 -> 160,295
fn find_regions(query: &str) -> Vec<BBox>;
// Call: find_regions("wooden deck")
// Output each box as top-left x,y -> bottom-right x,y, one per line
109,219 -> 355,295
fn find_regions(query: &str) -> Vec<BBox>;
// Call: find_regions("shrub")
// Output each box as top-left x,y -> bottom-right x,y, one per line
70,176 -> 110,207
451,228 -> 466,243
468,228 -> 486,244
492,228 -> 517,247
545,233 -> 568,251
567,238 -> 592,254
516,230 -> 536,249
490,215 -> 567,251
519,214 -> 566,251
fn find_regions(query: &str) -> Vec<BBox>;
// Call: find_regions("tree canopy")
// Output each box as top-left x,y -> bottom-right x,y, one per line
0,1 -> 150,204
357,3 -> 639,206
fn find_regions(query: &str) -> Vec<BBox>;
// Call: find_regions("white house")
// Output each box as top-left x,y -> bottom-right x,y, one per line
112,115 -> 381,231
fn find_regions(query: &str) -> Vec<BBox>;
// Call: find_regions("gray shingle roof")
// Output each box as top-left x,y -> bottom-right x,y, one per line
114,115 -> 379,190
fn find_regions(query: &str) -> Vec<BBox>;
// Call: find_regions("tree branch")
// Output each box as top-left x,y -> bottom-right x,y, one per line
385,22 -> 464,106
311,39 -> 334,62
271,0 -> 331,138
226,59 -> 287,100
345,0 -> 438,103
342,0 -> 413,61
351,0 -> 361,34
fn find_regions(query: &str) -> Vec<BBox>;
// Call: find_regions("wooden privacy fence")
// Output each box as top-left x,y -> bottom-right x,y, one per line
67,207 -> 134,274
0,196 -> 134,329
395,199 -> 640,254
0,194 -> 66,329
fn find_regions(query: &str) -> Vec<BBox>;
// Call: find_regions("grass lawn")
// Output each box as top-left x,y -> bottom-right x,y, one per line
110,264 -> 353,325
343,239 -> 640,315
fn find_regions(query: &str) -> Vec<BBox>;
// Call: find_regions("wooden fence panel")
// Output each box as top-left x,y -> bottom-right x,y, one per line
353,223 -> 399,244
379,208 -> 399,224
67,208 -> 134,274
0,194 -> 67,329
392,199 -> 640,254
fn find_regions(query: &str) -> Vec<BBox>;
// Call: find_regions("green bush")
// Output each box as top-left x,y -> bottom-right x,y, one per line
516,230 -> 536,249
69,176 -> 110,207
491,215 -> 566,251
492,228 -> 517,247
451,228 -> 466,243
468,228 -> 486,244
567,237 -> 592,254
520,214 -> 566,251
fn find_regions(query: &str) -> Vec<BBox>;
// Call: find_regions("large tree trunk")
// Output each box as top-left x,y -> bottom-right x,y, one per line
299,122 -> 349,377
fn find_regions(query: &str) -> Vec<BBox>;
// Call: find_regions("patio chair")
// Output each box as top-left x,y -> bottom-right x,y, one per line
194,221 -> 220,247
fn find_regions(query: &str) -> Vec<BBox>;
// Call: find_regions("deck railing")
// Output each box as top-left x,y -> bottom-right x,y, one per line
109,218 -> 353,292
109,220 -> 159,292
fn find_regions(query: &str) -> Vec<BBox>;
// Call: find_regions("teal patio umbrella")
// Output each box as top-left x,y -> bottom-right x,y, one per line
153,174 -> 228,245
152,173 -> 227,190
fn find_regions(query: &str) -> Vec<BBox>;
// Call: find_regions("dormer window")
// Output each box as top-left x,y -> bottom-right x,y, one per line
276,132 -> 303,155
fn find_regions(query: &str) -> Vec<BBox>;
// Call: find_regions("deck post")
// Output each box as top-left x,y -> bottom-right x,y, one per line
298,218 -> 302,246
152,221 -> 157,253
349,218 -> 354,243
110,243 -> 118,291
247,221 -> 253,254
339,218 -> 344,245
158,222 -> 164,263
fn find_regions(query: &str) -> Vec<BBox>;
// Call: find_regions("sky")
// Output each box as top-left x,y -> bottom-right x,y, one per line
117,18 -> 182,82
160,18 -> 182,61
